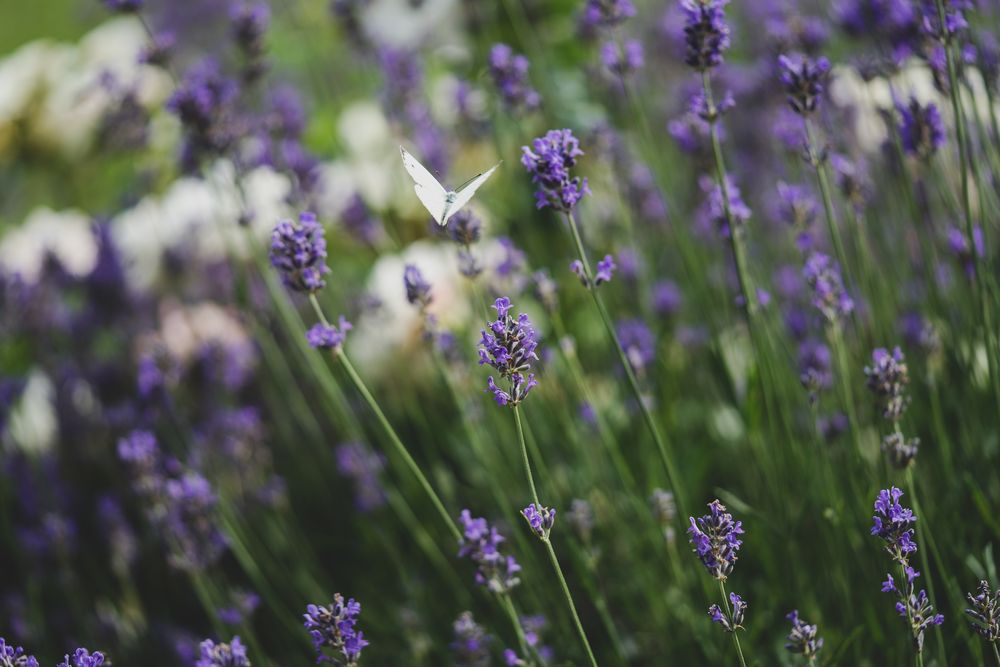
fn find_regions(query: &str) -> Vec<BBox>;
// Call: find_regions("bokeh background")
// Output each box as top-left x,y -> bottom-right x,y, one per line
2,0 -> 1000,665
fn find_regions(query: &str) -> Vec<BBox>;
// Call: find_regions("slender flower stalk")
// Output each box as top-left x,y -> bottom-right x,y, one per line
270,213 -> 461,543
688,499 -> 750,667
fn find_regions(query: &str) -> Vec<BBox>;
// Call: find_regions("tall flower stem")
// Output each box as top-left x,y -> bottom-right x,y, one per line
307,294 -> 462,544
804,117 -> 853,292
512,404 -> 599,667
992,642 -> 1000,666
905,465 -> 947,667
718,579 -> 749,667
563,209 -> 686,517
702,71 -> 757,319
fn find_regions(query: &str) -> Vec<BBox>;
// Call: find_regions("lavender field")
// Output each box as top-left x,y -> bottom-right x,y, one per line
2,0 -> 1000,664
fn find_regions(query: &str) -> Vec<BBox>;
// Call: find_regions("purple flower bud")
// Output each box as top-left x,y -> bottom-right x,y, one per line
778,53 -> 830,115
681,0 -> 731,71
0,639 -> 39,667
688,499 -> 744,580
304,594 -> 368,665
898,98 -> 945,158
601,39 -> 644,76
521,129 -> 591,212
306,317 -> 352,351
270,212 -> 330,293
489,44 -> 541,112
521,503 -> 556,539
451,612 -> 492,666
965,580 -> 1000,642
785,610 -> 823,659
403,264 -> 433,308
196,637 -> 250,667
458,510 -> 521,593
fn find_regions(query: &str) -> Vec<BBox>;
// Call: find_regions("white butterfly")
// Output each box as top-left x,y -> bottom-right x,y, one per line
400,146 -> 500,226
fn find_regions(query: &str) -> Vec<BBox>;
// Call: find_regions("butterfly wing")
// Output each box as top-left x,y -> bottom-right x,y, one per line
444,162 -> 501,224
400,146 -> 449,225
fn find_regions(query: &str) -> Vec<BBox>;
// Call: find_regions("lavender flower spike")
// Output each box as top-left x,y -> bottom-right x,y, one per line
306,317 -> 352,352
870,487 -> 917,564
521,129 -> 590,211
681,0 -> 731,71
965,580 -> 1000,642
785,610 -> 823,660
708,593 -> 746,632
522,503 -> 556,540
196,637 -> 251,667
489,44 -> 541,112
57,649 -> 106,667
270,212 -> 330,294
478,297 -> 539,406
864,347 -> 909,422
688,499 -> 744,580
304,594 -> 368,665
778,53 -> 830,115
458,509 -> 522,593
0,639 -> 38,667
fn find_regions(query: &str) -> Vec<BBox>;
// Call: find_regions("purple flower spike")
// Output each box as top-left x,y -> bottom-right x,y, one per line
196,637 -> 250,667
688,499 -> 744,580
898,98 -> 945,159
458,510 -> 522,593
965,580 -> 1000,642
785,610 -> 823,659
803,252 -> 853,323
304,594 -> 368,665
681,0 -> 731,71
58,649 -> 106,667
403,264 -> 433,308
270,212 -> 330,294
601,39 -> 644,76
521,130 -> 591,212
595,255 -> 617,285
871,486 -> 917,563
306,317 -> 352,352
1,639 -> 39,667
478,298 -> 540,407
778,53 -> 831,115
489,44 -> 541,112
521,503 -> 556,540
708,593 -> 746,632
864,347 -> 909,422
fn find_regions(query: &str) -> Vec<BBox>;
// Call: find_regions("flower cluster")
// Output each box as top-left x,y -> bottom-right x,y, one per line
303,594 -> 368,665
0,639 -> 38,667
457,510 -> 522,594
778,53 -> 830,115
451,612 -> 492,667
881,431 -> 920,469
617,318 -> 656,375
306,318 -> 353,352
864,347 -> 909,422
164,473 -> 229,571
196,637 -> 251,667
704,173 -> 751,238
871,488 -> 944,652
870,487 -> 917,562
681,0 -> 732,71
803,252 -> 853,323
231,2 -> 270,82
270,212 -> 330,294
57,649 -> 105,667
898,98 -> 945,159
965,580 -> 1000,642
688,499 -> 744,580
708,593 -> 746,632
488,44 -> 541,112
403,264 -> 433,309
478,297 -> 540,406
522,503 -> 557,540
166,59 -> 241,172
582,0 -> 636,29
785,610 -> 824,660
570,254 -> 616,288
521,129 -> 591,211
882,567 -> 944,652
601,40 -> 644,76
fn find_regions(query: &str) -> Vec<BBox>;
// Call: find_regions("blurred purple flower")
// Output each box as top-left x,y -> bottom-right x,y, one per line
898,98 -> 945,158
458,510 -> 521,593
335,442 -> 387,512
681,0 -> 731,70
306,318 -> 352,351
522,129 -> 591,211
785,610 -> 823,659
270,212 -> 330,294
778,53 -> 830,115
196,637 -> 250,667
489,44 -> 541,112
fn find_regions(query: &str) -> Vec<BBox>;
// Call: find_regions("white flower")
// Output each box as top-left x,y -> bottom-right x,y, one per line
0,207 -> 97,281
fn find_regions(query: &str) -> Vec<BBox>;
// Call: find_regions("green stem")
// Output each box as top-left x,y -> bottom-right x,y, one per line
513,405 -> 541,507
805,116 -> 853,291
500,593 -> 533,661
718,580 -> 749,667
512,405 -> 599,667
992,642 -> 1000,666
563,209 -> 686,517
337,349 -> 462,543
544,538 -> 600,667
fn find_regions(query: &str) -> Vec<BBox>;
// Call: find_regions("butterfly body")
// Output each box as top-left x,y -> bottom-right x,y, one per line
400,146 -> 499,226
